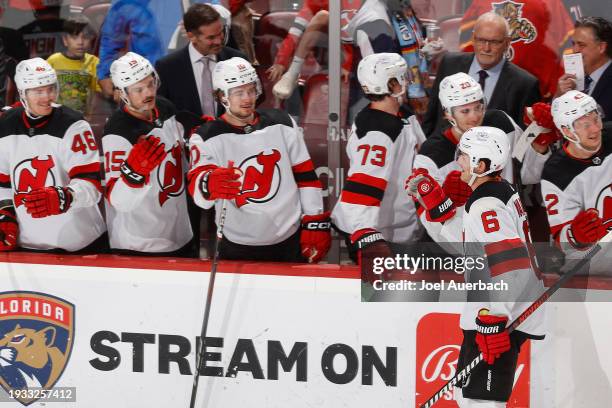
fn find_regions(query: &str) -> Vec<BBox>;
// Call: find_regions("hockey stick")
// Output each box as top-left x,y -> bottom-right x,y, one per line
419,230 -> 612,408
188,162 -> 234,408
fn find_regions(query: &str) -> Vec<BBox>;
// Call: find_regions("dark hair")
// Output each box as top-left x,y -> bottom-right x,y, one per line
184,3 -> 220,33
63,14 -> 94,37
575,16 -> 612,58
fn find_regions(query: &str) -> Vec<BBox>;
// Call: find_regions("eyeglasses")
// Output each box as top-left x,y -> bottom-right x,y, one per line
473,37 -> 506,47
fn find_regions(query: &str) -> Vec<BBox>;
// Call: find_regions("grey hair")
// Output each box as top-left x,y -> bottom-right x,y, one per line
475,12 -> 511,38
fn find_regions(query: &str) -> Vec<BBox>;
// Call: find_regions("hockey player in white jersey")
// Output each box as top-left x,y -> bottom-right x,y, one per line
411,72 -> 549,244
0,58 -> 106,252
409,126 -> 545,406
331,52 -> 425,263
188,57 -> 330,262
542,90 -> 610,267
102,52 -> 194,256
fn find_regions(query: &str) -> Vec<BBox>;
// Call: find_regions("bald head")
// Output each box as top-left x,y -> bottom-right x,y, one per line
473,12 -> 510,69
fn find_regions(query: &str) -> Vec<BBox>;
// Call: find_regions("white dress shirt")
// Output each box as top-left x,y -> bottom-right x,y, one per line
188,42 -> 218,114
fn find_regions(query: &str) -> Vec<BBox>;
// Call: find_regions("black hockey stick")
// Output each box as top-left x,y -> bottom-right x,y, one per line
188,179 -> 232,408
419,230 -> 612,408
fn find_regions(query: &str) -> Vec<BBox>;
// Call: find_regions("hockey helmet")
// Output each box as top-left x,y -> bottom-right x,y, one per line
439,72 -> 484,111
457,126 -> 510,185
211,4 -> 231,45
212,57 -> 262,101
15,58 -> 58,92
357,52 -> 407,97
551,90 -> 600,134
110,52 -> 157,90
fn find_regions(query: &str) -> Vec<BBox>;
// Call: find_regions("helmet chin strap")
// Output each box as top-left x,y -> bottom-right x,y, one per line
566,130 -> 601,154
20,91 -> 46,120
121,90 -> 154,115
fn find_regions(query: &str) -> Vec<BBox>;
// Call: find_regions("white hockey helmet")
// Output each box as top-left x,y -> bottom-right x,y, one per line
551,90 -> 600,135
439,72 -> 484,111
110,52 -> 157,90
458,126 -> 510,185
211,4 -> 231,45
212,57 -> 262,102
15,58 -> 58,92
357,52 -> 407,97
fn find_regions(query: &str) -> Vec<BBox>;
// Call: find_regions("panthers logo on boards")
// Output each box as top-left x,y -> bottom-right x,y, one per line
0,291 -> 74,406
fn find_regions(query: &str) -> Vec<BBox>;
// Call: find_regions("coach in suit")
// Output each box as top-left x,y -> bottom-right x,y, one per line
422,12 -> 541,136
557,16 -> 612,120
155,3 -> 246,117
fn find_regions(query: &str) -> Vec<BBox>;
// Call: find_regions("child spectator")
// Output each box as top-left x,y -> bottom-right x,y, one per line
47,15 -> 100,115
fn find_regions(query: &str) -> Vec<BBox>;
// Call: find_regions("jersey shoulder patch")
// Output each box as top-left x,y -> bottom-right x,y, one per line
418,131 -> 456,168
355,107 -> 403,142
465,180 -> 515,212
483,109 -> 515,133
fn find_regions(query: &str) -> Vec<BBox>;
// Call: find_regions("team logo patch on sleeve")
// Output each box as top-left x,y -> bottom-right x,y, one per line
0,292 -> 74,406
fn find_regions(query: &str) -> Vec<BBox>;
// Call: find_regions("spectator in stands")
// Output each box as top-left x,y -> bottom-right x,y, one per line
557,16 -> 612,120
155,3 -> 246,117
422,12 -> 541,137
97,0 -> 164,100
47,15 -> 100,115
228,0 -> 258,65
268,0 -> 361,100
0,1 -> 28,107
18,1 -> 65,60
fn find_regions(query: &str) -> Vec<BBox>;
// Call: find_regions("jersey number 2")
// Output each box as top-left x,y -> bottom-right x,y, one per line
357,144 -> 386,167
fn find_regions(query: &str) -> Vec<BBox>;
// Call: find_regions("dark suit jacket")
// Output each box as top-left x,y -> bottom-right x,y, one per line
155,45 -> 247,117
422,52 -> 541,136
591,62 -> 612,121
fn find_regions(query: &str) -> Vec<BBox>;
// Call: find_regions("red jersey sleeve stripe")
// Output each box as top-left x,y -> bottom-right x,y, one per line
484,238 -> 524,257
292,159 -> 315,174
347,173 -> 387,190
292,160 -> 322,189
0,173 -> 10,188
69,162 -> 101,179
550,221 -> 571,245
490,257 -> 532,277
485,239 -> 531,277
340,190 -> 381,206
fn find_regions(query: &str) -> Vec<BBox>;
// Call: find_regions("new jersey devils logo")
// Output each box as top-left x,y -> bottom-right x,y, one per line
595,184 -> 612,231
235,149 -> 282,208
13,156 -> 56,207
157,143 -> 185,206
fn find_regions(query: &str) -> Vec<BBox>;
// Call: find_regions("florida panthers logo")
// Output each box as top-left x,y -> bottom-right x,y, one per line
12,156 -> 56,207
157,143 -> 185,206
491,1 -> 537,60
595,184 -> 612,231
0,292 -> 74,406
235,149 -> 282,208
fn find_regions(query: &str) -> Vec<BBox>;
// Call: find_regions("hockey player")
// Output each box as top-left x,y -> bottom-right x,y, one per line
332,52 -> 425,262
542,90 -> 610,261
407,126 -> 545,406
0,58 -> 106,252
411,72 -> 550,243
188,57 -> 330,262
102,52 -> 194,256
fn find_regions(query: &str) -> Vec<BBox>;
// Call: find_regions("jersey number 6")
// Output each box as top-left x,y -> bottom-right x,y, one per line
357,144 -> 386,167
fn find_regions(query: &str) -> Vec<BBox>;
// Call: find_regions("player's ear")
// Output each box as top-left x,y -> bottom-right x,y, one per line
560,126 -> 573,139
475,160 -> 487,175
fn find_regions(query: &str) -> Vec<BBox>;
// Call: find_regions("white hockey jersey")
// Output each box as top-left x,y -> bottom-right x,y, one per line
102,97 -> 193,253
540,124 -> 612,271
332,107 -> 425,242
188,109 -> 324,246
413,110 -> 548,244
0,106 -> 106,251
461,180 -> 545,338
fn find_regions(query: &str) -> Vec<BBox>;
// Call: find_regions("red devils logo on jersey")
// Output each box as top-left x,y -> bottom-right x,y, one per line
157,143 -> 185,206
235,149 -> 282,208
595,184 -> 612,231
13,156 -> 56,207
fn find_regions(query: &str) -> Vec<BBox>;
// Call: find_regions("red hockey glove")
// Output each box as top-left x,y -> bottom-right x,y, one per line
201,166 -> 242,200
24,186 -> 73,218
523,102 -> 561,149
0,209 -> 18,251
405,168 -> 456,222
300,211 -> 331,263
120,136 -> 167,187
569,209 -> 607,247
475,310 -> 510,365
442,170 -> 471,207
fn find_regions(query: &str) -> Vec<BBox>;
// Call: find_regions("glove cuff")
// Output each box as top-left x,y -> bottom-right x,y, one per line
120,161 -> 147,187
199,170 -> 213,200
351,229 -> 385,250
301,211 -> 331,231
476,314 -> 507,335
53,186 -> 73,214
426,197 -> 456,222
